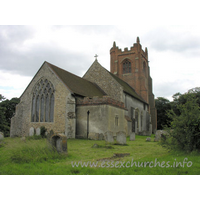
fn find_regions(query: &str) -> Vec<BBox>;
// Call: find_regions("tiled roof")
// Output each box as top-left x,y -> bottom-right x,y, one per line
46,61 -> 106,98
109,72 -> 147,104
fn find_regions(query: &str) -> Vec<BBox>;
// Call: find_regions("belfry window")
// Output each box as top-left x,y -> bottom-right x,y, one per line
31,78 -> 55,122
123,59 -> 131,74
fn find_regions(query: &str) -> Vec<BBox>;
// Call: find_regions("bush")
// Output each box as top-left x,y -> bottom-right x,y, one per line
41,126 -> 47,138
162,95 -> 200,152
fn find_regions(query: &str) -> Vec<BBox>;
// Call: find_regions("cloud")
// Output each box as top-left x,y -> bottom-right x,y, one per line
144,26 -> 200,55
1,25 -> 200,100
154,79 -> 196,101
0,26 -> 100,76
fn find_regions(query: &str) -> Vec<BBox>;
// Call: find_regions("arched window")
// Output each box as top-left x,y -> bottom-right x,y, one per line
123,59 -> 131,74
31,78 -> 55,122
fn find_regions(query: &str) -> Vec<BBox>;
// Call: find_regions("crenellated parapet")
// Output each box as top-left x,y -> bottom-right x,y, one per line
110,37 -> 148,58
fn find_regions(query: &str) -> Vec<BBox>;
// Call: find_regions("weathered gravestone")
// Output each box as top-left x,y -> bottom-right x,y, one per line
146,137 -> 151,142
29,127 -> 34,136
154,130 -> 169,142
89,133 -> 105,140
104,131 -> 114,144
130,132 -> 135,141
116,131 -> 126,145
36,127 -> 41,136
50,134 -> 67,153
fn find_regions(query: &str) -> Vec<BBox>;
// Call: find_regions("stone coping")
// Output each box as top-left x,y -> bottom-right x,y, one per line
77,96 -> 127,110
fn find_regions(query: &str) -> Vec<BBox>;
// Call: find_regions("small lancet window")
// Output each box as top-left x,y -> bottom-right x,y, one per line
115,115 -> 119,126
123,59 -> 131,74
31,78 -> 55,122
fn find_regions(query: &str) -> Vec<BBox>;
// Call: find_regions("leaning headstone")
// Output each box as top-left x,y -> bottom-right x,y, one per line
0,132 -> 4,142
146,137 -> 151,142
130,132 -> 135,141
116,131 -> 126,145
104,131 -> 114,144
29,127 -> 34,136
50,134 -> 67,153
36,127 -> 41,136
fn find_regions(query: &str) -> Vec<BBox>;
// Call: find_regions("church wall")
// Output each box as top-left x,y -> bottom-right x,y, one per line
10,63 -> 74,137
76,104 -> 127,138
83,61 -> 124,102
124,93 -> 151,135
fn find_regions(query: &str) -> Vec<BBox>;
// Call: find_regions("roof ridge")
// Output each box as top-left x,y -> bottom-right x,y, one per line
83,60 -> 146,103
45,61 -> 106,98
45,61 -> 84,80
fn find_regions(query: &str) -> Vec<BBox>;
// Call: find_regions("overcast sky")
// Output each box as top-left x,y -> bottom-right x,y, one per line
1,25 -> 200,101
1,1 -> 200,101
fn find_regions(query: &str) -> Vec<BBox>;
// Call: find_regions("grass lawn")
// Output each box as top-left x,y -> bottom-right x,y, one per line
0,134 -> 199,175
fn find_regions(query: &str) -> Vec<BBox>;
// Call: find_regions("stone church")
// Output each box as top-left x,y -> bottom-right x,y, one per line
10,37 -> 157,139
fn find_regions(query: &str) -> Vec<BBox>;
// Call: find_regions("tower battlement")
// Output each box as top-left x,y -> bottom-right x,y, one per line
110,37 -> 148,59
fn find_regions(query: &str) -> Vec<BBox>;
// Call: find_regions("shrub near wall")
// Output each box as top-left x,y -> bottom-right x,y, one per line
163,95 -> 200,152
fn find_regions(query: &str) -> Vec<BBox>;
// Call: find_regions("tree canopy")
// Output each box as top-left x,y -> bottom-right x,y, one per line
0,95 -> 20,136
156,87 -> 200,152
155,87 -> 200,130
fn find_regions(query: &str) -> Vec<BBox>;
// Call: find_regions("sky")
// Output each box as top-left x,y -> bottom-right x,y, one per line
1,25 -> 200,101
1,0 -> 200,102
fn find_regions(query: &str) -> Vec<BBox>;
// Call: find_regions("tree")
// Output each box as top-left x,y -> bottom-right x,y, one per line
170,92 -> 182,116
0,94 -> 5,102
163,94 -> 200,152
0,96 -> 20,137
155,97 -> 171,129
0,98 -> 20,125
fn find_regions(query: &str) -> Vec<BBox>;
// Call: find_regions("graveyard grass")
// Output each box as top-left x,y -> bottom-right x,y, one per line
0,135 -> 200,175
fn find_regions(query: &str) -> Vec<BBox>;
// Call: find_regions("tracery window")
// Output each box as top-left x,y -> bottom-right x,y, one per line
123,59 -> 131,74
31,78 -> 55,122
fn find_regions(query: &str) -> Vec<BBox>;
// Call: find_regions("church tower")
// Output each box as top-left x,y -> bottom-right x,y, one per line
110,37 -> 157,132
